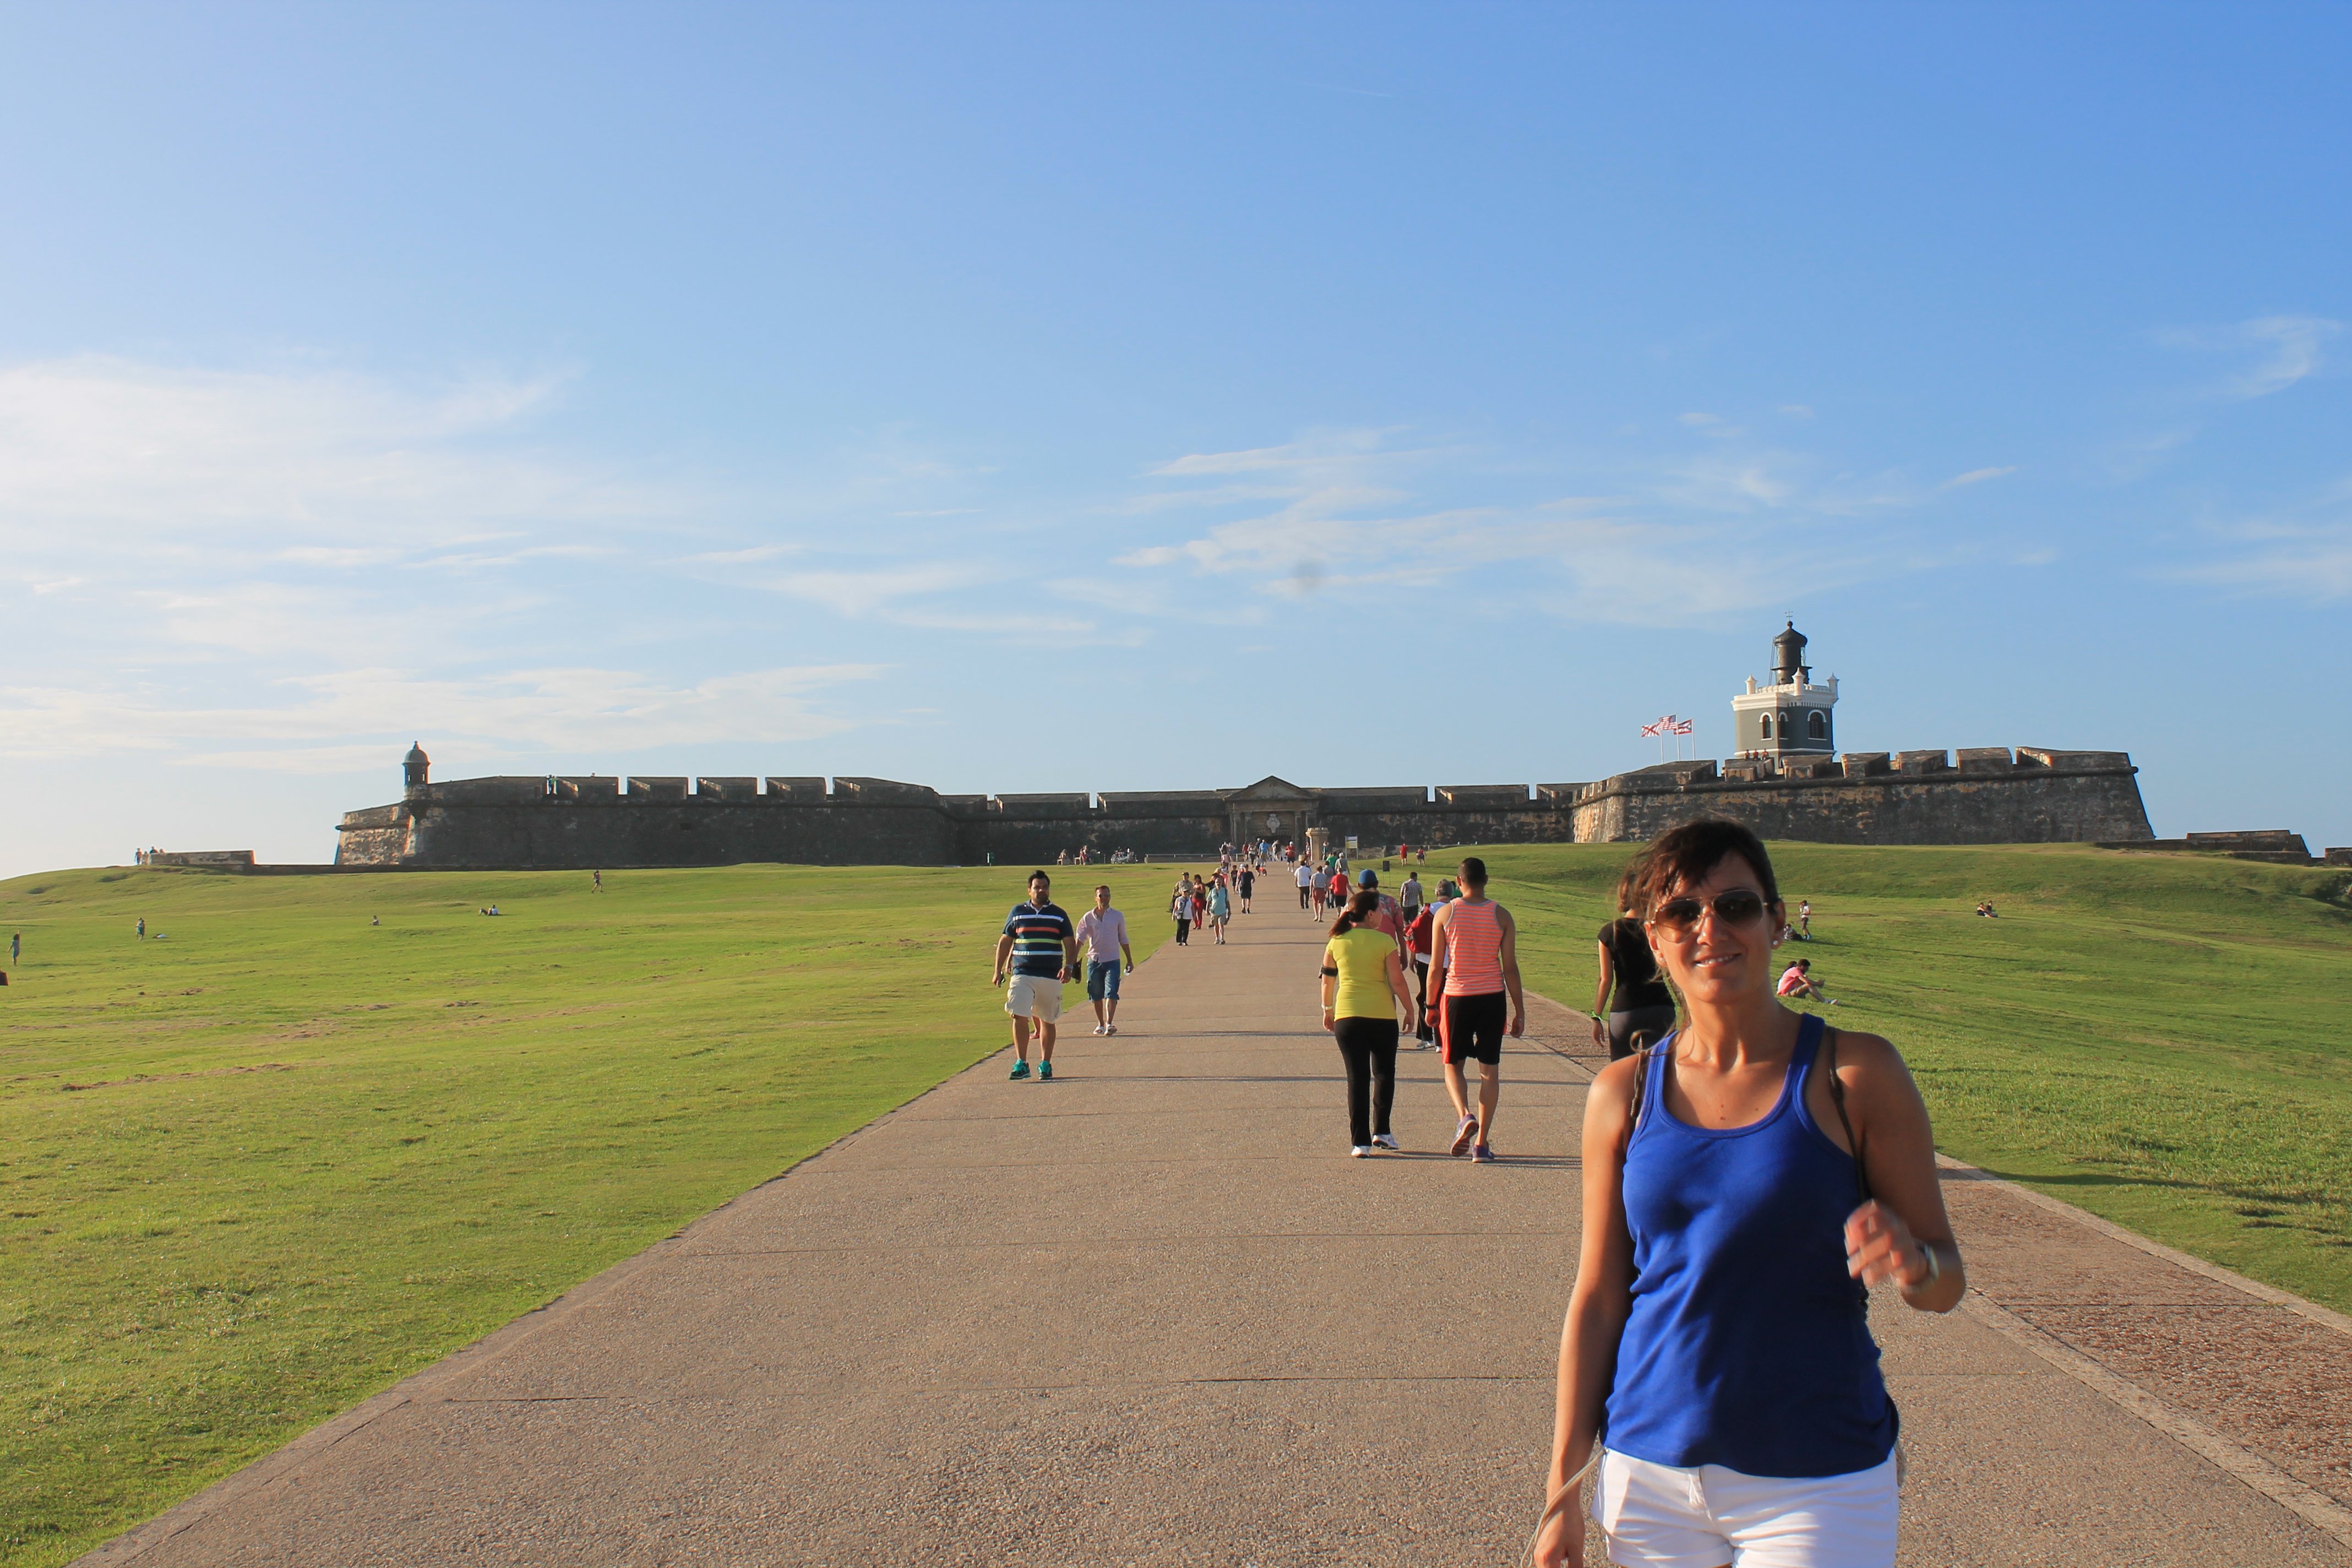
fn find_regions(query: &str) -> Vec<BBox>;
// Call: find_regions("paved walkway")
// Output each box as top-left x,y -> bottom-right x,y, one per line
86,902 -> 2352,1565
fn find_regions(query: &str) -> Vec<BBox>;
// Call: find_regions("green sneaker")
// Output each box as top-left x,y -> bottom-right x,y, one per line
1038,1060 -> 1054,1081
1008,1060 -> 1031,1080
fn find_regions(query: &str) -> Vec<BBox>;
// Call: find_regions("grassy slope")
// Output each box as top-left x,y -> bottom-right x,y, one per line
1475,842 -> 2352,1311
0,861 -> 1182,1568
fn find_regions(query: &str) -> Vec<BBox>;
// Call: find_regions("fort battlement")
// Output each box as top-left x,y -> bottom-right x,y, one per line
1567,746 -> 2153,846
333,744 -> 2154,870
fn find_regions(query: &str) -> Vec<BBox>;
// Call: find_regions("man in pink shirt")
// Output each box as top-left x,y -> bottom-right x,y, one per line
1076,884 -> 1136,1036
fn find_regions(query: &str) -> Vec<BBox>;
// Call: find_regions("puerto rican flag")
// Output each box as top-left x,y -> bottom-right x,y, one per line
1673,717 -> 1694,735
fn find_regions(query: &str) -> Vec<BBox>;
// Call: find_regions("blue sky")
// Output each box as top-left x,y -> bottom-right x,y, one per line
1,3 -> 2347,876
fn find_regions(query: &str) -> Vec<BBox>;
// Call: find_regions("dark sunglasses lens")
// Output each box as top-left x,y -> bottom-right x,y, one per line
1654,899 -> 1703,929
1716,891 -> 1766,923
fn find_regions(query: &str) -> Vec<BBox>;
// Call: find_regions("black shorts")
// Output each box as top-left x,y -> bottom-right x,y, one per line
1440,991 -> 1508,1066
1607,1004 -> 1677,1062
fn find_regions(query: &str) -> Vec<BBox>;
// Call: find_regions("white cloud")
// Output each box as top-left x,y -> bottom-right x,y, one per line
0,663 -> 886,764
1945,466 -> 2018,488
2177,537 -> 2352,601
1107,421 -> 1947,624
2155,315 -> 2342,401
759,563 -> 995,617
1146,430 -> 1392,477
2228,316 -> 2340,399
0,356 -> 677,558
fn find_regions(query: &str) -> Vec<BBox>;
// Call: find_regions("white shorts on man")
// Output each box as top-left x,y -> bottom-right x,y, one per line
1592,1449 -> 1897,1568
1004,973 -> 1061,1022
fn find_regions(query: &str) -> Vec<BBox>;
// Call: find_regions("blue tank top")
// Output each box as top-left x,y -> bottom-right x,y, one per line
1604,1013 -> 1896,1477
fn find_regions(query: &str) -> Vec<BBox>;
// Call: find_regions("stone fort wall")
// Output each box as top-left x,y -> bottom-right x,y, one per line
1570,747 -> 2153,846
333,745 -> 2153,869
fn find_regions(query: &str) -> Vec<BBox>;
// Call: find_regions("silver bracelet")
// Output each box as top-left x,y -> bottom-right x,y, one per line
1912,1243 -> 1942,1290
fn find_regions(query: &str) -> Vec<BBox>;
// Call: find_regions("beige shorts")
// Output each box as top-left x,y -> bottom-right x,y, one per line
1004,974 -> 1063,1022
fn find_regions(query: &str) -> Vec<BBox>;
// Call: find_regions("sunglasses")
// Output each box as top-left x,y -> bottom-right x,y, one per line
1648,889 -> 1771,934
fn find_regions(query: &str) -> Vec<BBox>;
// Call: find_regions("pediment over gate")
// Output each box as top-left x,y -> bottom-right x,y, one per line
1222,775 -> 1318,804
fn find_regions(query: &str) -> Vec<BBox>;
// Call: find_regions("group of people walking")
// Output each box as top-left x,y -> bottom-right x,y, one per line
1319,855 -> 1525,1162
1168,867 -> 1244,945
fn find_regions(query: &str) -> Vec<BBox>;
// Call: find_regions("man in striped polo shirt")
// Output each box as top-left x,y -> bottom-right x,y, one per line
992,870 -> 1081,1081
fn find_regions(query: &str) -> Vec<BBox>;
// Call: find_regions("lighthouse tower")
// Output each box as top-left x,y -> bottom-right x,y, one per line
1732,622 -> 1838,760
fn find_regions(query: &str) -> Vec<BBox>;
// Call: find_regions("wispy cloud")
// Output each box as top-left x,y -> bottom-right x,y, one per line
1108,426 -> 1931,623
759,563 -> 995,618
2156,315 -> 2342,401
2175,534 -> 2352,601
2228,316 -> 2340,399
0,356 -> 676,556
0,663 -> 885,764
1945,466 -> 2018,488
1146,428 -> 1413,478
2169,485 -> 2352,602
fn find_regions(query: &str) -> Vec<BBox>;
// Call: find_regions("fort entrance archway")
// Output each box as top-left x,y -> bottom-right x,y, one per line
1223,776 -> 1317,848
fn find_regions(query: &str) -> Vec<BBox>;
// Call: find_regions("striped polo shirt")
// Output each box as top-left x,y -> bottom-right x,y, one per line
1003,900 -> 1075,978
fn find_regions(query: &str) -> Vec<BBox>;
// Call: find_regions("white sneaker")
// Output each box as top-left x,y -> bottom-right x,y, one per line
1091,1023 -> 1106,1035
1104,1023 -> 1118,1036
1349,1145 -> 1374,1158
1371,1133 -> 1400,1151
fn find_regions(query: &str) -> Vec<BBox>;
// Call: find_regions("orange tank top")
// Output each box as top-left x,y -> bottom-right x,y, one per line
1441,898 -> 1505,995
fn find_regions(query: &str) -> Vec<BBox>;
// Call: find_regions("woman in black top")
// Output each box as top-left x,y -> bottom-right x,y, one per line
1589,872 -> 1676,1061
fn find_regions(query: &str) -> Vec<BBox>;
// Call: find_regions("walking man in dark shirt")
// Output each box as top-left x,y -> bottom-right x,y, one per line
993,870 -> 1080,1081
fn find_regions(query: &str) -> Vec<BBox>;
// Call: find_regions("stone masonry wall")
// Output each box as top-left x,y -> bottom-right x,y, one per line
334,748 -> 2154,869
1569,750 -> 2153,845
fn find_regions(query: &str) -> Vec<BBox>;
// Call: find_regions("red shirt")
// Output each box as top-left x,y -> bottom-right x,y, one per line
1407,903 -> 1438,958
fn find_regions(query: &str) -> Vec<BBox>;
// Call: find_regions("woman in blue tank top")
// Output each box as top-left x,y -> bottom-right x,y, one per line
1533,820 -> 1966,1568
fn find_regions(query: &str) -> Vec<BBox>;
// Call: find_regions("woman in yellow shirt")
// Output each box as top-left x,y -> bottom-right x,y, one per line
1321,889 -> 1422,1157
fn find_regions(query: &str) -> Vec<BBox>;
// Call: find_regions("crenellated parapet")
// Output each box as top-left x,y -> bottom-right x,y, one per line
332,749 -> 2156,870
1568,747 -> 2153,846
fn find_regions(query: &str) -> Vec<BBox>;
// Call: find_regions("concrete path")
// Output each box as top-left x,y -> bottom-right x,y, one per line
85,900 -> 2352,1566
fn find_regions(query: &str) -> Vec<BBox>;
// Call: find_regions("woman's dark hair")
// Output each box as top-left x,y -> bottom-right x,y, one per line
1625,818 -> 1781,922
1329,888 -> 1382,938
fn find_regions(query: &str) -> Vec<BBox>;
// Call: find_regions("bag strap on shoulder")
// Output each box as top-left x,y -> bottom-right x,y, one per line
1625,1043 -> 1653,1140
1822,1024 -> 1871,1203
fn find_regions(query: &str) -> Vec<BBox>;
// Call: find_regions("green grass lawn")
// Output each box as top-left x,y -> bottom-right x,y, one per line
0,859 -> 1182,1568
7,846 -> 2350,1564
1473,842 -> 2352,1313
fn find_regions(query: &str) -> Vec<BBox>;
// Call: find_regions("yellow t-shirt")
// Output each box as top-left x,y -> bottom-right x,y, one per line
1325,927 -> 1398,1020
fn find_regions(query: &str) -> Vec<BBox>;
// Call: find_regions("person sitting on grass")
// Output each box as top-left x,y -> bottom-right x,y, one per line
1777,956 -> 1835,1005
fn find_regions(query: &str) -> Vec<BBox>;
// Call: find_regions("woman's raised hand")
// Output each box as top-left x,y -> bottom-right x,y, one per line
1844,1199 -> 1925,1289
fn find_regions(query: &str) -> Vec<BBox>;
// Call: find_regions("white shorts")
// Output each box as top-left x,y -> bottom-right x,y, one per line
1593,1449 -> 1897,1568
1004,974 -> 1062,1022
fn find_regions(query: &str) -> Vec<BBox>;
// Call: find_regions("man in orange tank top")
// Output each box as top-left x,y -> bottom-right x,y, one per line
1427,856 -> 1525,1162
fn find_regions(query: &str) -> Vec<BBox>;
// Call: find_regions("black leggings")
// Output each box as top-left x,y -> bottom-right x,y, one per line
1607,1004 -> 1678,1062
1174,918 -> 1190,945
1332,1016 -> 1399,1146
